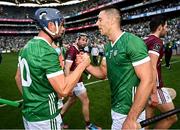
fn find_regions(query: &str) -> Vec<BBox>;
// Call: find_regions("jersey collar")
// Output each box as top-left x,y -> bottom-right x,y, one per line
111,32 -> 125,47
34,36 -> 51,46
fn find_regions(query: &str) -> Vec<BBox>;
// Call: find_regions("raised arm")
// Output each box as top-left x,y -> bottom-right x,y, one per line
48,53 -> 90,97
64,60 -> 73,76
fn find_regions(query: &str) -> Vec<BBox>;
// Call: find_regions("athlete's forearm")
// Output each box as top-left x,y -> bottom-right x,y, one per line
60,62 -> 87,97
152,67 -> 158,94
149,53 -> 159,94
86,64 -> 106,79
15,68 -> 22,94
127,62 -> 154,121
127,78 -> 153,121
50,53 -> 90,97
64,66 -> 71,76
16,80 -> 22,94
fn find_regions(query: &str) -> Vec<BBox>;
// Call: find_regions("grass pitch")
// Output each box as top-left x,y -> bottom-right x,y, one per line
0,53 -> 180,129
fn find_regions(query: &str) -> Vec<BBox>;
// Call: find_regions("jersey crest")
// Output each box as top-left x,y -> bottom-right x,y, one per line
153,44 -> 161,52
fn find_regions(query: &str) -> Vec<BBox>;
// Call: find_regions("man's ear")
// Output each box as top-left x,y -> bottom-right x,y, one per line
157,25 -> 163,32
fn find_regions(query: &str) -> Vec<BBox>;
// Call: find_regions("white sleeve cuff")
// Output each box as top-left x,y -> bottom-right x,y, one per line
148,50 -> 160,56
65,59 -> 73,63
47,70 -> 64,78
132,56 -> 150,66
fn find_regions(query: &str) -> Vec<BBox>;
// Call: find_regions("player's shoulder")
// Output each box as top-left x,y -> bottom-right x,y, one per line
66,44 -> 78,56
124,32 -> 145,46
68,44 -> 78,51
122,32 -> 143,44
32,37 -> 57,56
130,33 -> 143,42
145,35 -> 162,44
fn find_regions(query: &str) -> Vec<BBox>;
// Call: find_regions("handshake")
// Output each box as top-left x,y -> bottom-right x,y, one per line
76,52 -> 91,68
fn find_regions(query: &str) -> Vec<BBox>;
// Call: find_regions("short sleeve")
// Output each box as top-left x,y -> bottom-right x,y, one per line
148,42 -> 163,56
65,46 -> 76,62
41,51 -> 63,78
127,35 -> 150,66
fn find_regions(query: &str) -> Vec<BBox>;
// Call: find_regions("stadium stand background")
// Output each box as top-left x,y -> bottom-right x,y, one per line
0,0 -> 179,53
0,0 -> 180,129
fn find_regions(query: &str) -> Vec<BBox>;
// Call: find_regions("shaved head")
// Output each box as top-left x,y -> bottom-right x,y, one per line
101,7 -> 121,23
96,7 -> 122,38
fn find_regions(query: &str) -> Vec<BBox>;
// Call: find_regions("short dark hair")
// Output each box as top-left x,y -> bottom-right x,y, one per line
100,5 -> 121,16
149,15 -> 167,32
77,33 -> 88,40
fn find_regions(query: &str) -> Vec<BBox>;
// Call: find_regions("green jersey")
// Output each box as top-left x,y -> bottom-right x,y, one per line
18,37 -> 63,121
104,32 -> 149,115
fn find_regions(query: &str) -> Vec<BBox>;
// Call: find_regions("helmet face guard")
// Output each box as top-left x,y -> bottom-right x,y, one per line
34,8 -> 64,37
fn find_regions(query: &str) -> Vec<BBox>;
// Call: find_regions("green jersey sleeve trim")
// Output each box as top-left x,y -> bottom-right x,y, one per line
132,56 -> 150,66
47,70 -> 64,78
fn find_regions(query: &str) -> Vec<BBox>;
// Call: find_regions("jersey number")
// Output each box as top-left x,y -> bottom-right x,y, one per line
19,57 -> 32,87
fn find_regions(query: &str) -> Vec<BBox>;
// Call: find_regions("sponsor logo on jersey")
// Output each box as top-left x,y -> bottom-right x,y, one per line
153,44 -> 161,52
109,50 -> 113,59
113,50 -> 118,56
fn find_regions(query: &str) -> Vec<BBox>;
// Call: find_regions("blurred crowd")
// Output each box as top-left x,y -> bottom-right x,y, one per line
0,36 -> 32,52
0,0 -> 179,56
0,0 -> 112,19
122,17 -> 179,42
60,0 -> 112,16
0,0 -> 178,19
0,17 -> 179,56
122,1 -> 179,19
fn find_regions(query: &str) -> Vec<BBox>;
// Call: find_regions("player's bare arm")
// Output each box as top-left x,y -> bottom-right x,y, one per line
149,53 -> 159,106
48,53 -> 90,97
86,58 -> 107,79
122,61 -> 154,129
15,67 -> 22,94
64,60 -> 73,76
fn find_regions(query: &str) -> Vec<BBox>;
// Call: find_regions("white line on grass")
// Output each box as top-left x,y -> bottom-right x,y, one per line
162,60 -> 180,67
84,79 -> 108,86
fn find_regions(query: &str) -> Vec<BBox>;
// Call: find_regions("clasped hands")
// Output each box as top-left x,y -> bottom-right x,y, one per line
76,52 -> 90,68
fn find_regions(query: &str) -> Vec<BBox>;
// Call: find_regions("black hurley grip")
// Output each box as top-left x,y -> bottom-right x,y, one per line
140,108 -> 180,128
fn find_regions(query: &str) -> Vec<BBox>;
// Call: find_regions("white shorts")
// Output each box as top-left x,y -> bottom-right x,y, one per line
111,110 -> 145,130
157,88 -> 172,104
23,115 -> 62,130
73,82 -> 86,96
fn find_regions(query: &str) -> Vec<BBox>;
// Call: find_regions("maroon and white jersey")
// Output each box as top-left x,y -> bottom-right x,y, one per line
65,44 -> 82,82
144,35 -> 164,88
